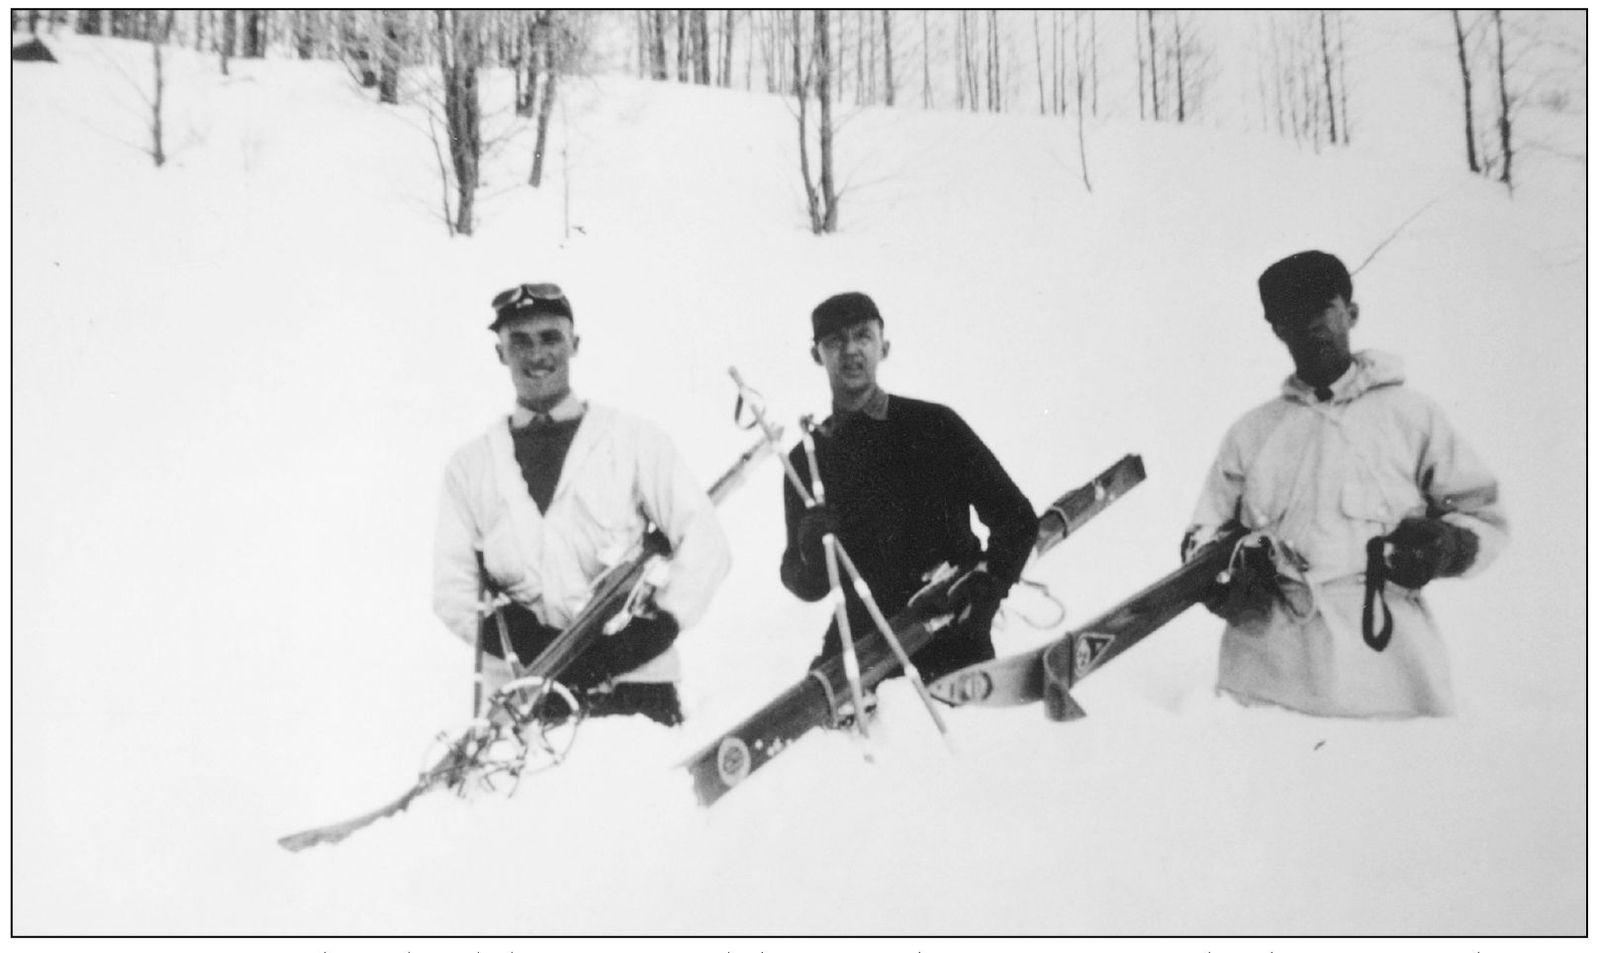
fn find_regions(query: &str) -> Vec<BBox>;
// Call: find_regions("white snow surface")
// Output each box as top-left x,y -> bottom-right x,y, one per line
10,24 -> 1585,940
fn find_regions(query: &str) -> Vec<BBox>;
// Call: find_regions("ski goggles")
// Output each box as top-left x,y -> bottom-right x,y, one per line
490,282 -> 572,328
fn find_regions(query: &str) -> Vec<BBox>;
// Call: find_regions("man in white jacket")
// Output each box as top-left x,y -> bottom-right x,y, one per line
1183,251 -> 1507,718
433,282 -> 731,726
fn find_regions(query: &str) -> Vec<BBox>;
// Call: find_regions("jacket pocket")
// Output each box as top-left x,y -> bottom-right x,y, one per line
1340,479 -> 1395,528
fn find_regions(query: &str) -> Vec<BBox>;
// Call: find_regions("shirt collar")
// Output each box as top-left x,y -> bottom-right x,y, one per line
832,386 -> 890,421
510,391 -> 585,428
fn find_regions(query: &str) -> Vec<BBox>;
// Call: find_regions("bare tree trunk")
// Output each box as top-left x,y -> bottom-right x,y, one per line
1491,9 -> 1512,189
987,11 -> 1001,112
1033,11 -> 1046,115
1451,11 -> 1481,172
221,9 -> 236,75
150,11 -> 175,167
378,11 -> 403,104
816,9 -> 838,232
1336,13 -> 1350,143
242,10 -> 265,58
1090,11 -> 1099,116
675,11 -> 688,82
1073,11 -> 1091,193
692,9 -> 711,84
1147,10 -> 1160,120
1135,11 -> 1146,120
438,11 -> 481,235
530,61 -> 559,187
649,11 -> 668,80
882,10 -> 894,106
794,11 -> 823,231
921,11 -> 932,108
1319,11 -> 1338,143
1174,13 -> 1186,121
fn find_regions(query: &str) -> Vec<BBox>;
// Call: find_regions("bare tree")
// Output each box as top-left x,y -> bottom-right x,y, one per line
1451,10 -> 1483,172
1135,11 -> 1146,119
692,9 -> 711,85
149,11 -> 176,167
436,10 -> 483,235
1319,11 -> 1338,143
1032,11 -> 1047,115
794,10 -> 839,234
221,10 -> 236,76
242,10 -> 266,59
881,10 -> 895,106
1072,10 -> 1092,192
921,11 -> 933,108
529,12 -> 562,188
378,11 -> 405,104
1491,9 -> 1513,189
1147,10 -> 1160,120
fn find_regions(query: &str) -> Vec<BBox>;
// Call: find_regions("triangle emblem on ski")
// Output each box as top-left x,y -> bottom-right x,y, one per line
1073,631 -> 1115,676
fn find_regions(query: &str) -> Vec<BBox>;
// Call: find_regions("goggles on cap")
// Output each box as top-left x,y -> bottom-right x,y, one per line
492,282 -> 568,313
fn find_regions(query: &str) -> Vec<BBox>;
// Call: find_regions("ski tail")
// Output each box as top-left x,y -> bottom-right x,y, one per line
1034,453 -> 1145,557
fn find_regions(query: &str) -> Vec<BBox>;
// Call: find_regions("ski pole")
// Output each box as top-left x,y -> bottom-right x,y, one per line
800,416 -> 948,738
728,367 -> 817,504
799,420 -> 870,739
728,367 -> 871,734
829,535 -> 950,737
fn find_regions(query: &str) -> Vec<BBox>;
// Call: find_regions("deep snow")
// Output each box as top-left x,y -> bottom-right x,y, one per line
10,16 -> 1585,941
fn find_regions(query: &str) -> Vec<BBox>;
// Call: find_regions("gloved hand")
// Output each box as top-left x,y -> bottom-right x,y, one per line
796,505 -> 842,568
949,566 -> 1004,633
561,610 -> 681,693
1202,537 -> 1280,626
1383,517 -> 1479,590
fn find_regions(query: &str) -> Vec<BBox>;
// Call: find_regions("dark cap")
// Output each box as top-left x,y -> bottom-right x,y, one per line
1257,251 -> 1352,322
489,282 -> 573,331
811,291 -> 883,341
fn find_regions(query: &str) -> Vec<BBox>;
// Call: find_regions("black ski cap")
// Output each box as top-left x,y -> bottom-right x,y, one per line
489,282 -> 573,331
1258,251 -> 1352,322
812,291 -> 884,342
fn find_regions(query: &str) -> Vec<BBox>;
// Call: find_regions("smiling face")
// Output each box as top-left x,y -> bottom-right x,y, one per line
1270,295 -> 1358,388
812,318 -> 890,404
496,314 -> 579,411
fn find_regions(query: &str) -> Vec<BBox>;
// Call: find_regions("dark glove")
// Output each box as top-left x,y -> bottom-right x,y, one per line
1383,517 -> 1479,590
1202,537 -> 1280,626
561,610 -> 680,693
948,567 -> 1004,633
796,505 -> 842,568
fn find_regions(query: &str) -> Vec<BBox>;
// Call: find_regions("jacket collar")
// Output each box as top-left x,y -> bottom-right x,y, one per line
1281,350 -> 1405,406
510,391 -> 586,428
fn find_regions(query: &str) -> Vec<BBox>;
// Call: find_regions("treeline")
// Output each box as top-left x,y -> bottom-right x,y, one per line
15,10 -> 1579,229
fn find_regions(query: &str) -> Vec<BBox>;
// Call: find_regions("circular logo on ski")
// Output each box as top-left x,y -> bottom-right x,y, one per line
1074,636 -> 1093,675
958,671 -> 993,704
716,737 -> 751,788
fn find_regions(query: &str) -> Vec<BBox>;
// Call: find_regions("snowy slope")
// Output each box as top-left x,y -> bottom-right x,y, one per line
10,22 -> 1585,938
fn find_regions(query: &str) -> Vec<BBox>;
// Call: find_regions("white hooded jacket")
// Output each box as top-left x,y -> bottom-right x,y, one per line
433,403 -> 731,683
1185,350 -> 1508,717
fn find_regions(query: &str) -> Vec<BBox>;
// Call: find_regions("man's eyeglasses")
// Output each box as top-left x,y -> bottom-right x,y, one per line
492,282 -> 567,312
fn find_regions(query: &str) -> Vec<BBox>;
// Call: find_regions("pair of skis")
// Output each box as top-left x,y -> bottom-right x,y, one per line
277,430 -> 777,852
926,525 -> 1248,721
679,451 -> 1149,807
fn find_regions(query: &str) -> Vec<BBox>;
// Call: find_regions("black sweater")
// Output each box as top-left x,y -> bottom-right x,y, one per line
780,395 -> 1037,650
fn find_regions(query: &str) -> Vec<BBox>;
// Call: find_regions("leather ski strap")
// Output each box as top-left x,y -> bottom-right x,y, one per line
1362,536 -> 1394,652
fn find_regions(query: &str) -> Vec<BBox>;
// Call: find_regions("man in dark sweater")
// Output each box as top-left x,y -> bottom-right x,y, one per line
780,292 -> 1038,683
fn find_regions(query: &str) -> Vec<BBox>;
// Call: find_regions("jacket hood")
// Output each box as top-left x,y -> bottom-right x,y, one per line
1282,349 -> 1405,405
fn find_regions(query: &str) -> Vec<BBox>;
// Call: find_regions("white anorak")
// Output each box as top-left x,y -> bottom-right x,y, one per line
434,402 -> 731,684
1185,350 -> 1507,717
